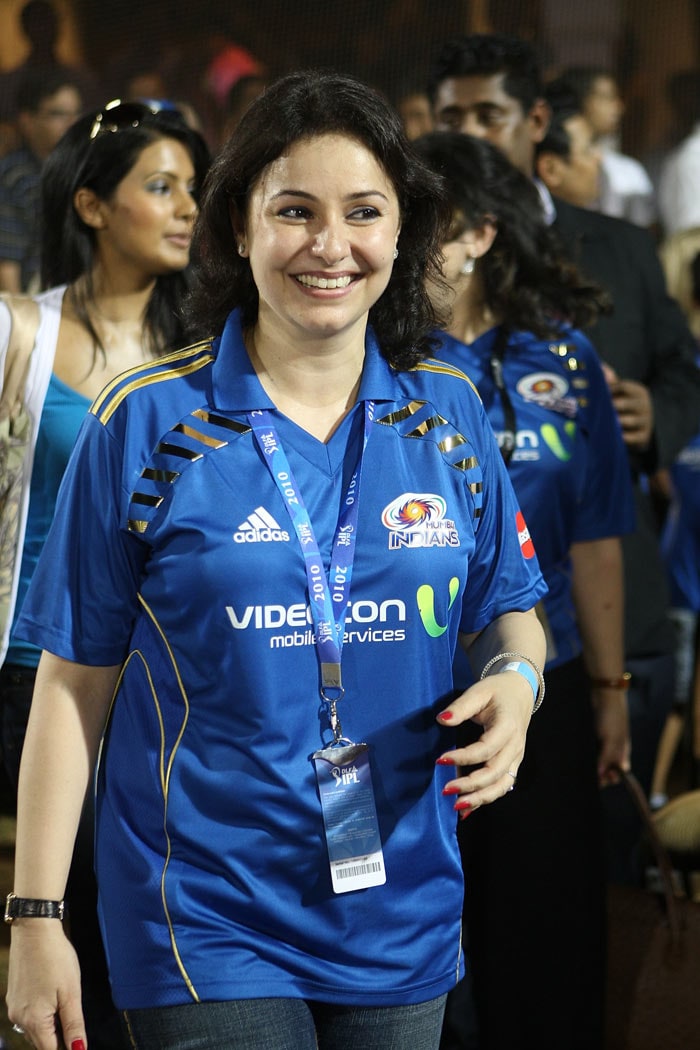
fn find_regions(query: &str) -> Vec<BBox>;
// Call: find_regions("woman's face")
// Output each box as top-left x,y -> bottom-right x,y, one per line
97,137 -> 197,277
239,133 -> 401,343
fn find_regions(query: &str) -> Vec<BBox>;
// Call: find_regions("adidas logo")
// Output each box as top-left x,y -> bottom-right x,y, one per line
233,506 -> 290,544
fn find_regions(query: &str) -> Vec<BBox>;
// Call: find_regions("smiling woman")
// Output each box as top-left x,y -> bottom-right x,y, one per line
242,136 -> 399,309
6,70 -> 547,1050
233,133 -> 401,438
188,72 -> 448,369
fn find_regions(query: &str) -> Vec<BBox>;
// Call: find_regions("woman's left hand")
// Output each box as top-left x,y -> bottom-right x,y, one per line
592,686 -> 631,786
435,671 -> 534,816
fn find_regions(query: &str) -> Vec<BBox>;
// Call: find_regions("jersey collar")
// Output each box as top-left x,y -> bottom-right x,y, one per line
209,309 -> 400,412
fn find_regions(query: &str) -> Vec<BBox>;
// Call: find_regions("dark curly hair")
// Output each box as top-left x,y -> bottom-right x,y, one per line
413,131 -> 610,337
41,103 -> 211,362
185,69 -> 451,370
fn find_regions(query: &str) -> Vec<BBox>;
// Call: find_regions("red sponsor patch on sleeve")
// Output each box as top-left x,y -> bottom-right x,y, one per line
516,510 -> 536,559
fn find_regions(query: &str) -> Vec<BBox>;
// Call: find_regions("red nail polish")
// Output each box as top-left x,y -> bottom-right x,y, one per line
72,1041 -> 86,1050
459,808 -> 473,821
454,800 -> 472,811
435,756 -> 454,766
442,785 -> 460,795
438,710 -> 453,721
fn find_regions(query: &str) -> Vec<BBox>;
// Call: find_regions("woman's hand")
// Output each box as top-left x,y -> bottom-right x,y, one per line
593,686 -> 631,786
435,670 -> 534,817
7,920 -> 86,1050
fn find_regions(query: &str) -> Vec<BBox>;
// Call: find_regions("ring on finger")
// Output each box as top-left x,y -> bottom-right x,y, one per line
12,1024 -> 25,1035
507,770 -> 517,791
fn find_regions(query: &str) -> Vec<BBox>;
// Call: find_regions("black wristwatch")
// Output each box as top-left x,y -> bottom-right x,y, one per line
4,892 -> 65,923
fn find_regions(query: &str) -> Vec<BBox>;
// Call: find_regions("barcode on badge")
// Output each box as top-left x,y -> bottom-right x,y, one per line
337,860 -> 383,879
330,850 -> 386,894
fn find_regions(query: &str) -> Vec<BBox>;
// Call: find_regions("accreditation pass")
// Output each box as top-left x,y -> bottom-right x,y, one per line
312,742 -> 386,894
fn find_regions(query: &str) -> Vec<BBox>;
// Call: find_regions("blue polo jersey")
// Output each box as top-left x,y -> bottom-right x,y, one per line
17,309 -> 546,1010
662,431 -> 700,611
432,326 -> 635,670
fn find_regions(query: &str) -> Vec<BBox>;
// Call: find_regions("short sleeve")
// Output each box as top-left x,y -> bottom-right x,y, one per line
15,412 -> 148,665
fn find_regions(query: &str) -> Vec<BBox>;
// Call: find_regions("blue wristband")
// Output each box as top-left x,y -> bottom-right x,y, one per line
498,660 -> 538,705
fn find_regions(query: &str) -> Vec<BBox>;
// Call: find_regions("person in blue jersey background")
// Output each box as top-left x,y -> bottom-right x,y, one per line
7,72 -> 546,1050
0,100 -> 209,1050
414,131 -> 635,1050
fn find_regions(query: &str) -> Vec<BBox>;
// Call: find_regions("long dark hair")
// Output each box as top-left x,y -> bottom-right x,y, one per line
185,69 -> 452,370
413,131 -> 609,337
41,104 -> 210,360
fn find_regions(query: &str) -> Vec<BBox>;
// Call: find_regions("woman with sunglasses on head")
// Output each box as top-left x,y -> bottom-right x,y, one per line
414,131 -> 635,1050
7,72 -> 546,1050
0,99 -> 209,1049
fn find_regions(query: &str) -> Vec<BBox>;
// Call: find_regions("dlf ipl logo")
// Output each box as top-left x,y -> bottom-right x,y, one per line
381,493 -> 460,550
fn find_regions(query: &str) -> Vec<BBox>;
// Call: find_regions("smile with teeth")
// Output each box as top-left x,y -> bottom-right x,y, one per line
295,274 -> 355,289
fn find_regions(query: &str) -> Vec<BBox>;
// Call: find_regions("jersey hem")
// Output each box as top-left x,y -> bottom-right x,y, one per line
111,965 -> 465,1011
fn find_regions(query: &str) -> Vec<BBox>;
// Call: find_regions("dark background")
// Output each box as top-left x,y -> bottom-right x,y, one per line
66,0 -> 699,157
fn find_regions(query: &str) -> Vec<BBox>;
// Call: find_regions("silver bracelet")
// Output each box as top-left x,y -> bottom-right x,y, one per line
480,651 -> 545,713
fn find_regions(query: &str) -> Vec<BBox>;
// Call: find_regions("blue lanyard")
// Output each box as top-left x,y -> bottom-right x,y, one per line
248,401 -> 375,740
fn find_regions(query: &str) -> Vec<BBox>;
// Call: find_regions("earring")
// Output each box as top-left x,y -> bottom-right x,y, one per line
393,248 -> 399,260
460,256 -> 475,276
237,243 -> 246,256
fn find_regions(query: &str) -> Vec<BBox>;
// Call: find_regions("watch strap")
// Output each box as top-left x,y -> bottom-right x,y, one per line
4,893 -> 65,923
590,672 -> 632,690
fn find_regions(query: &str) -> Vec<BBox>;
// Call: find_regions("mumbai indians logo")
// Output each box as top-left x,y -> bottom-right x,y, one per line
381,493 -> 460,550
516,372 -> 578,418
416,577 -> 461,638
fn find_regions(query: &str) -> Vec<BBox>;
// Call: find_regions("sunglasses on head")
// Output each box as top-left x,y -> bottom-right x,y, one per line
89,98 -> 182,140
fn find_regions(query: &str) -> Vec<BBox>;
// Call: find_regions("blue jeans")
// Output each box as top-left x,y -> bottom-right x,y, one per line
123,995 -> 447,1049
